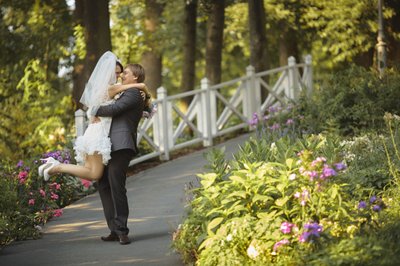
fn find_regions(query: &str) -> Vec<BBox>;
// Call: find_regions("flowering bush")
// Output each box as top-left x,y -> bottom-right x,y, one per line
173,133 -> 387,265
248,104 -> 307,141
0,149 -> 95,247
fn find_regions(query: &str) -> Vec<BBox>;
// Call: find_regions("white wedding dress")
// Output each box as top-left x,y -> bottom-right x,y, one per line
73,117 -> 112,165
73,51 -> 117,165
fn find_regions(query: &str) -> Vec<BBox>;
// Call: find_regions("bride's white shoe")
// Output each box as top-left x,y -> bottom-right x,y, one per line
39,157 -> 60,181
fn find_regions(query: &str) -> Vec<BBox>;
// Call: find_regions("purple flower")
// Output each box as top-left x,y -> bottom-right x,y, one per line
248,113 -> 259,126
57,156 -> 63,162
304,223 -> 323,233
370,196 -> 377,203
320,166 -> 337,180
273,239 -> 290,251
268,106 -> 277,113
300,222 -> 323,243
372,205 -> 382,212
358,201 -> 367,209
16,160 -> 24,168
334,162 -> 346,171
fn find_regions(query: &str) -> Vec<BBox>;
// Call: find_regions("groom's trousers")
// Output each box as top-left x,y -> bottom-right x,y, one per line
98,148 -> 134,236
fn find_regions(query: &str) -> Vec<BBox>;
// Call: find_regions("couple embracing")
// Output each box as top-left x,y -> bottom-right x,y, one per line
38,51 -> 152,245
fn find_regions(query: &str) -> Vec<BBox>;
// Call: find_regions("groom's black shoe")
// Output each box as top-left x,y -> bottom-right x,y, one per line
118,234 -> 131,245
101,233 -> 119,242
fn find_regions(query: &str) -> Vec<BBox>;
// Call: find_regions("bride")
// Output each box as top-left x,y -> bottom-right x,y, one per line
38,51 -> 151,181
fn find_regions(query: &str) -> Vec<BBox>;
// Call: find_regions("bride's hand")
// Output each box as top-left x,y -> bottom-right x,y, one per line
91,116 -> 101,123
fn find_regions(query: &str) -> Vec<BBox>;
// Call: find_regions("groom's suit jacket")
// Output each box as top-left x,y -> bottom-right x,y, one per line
92,88 -> 145,155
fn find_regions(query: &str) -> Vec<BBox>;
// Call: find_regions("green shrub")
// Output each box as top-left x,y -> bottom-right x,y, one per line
299,66 -> 400,135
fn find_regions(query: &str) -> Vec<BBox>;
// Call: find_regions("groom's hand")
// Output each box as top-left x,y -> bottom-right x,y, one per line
91,116 -> 101,123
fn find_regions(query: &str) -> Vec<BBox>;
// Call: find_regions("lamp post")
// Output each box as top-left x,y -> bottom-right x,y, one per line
376,0 -> 387,78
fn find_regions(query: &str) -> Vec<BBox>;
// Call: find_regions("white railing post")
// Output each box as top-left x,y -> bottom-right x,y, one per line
200,78 -> 213,147
155,87 -> 170,161
304,54 -> 313,96
245,65 -> 257,120
74,109 -> 87,137
287,56 -> 298,101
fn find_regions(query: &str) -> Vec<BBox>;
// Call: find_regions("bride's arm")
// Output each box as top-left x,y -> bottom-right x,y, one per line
108,83 -> 146,98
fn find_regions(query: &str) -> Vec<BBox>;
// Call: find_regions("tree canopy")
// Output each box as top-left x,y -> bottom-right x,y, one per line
0,0 -> 399,160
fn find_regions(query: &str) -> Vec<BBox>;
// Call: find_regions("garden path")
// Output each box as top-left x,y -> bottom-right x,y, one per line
0,133 -> 251,266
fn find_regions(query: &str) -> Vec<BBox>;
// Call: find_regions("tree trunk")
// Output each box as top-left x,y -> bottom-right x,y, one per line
83,0 -> 112,79
72,0 -> 112,109
278,27 -> 299,67
248,0 -> 268,72
180,0 -> 198,109
72,0 -> 86,109
205,0 -> 225,85
248,0 -> 268,100
386,0 -> 400,66
141,0 -> 164,97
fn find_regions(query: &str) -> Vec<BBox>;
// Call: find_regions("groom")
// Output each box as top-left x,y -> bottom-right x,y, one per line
89,63 -> 146,245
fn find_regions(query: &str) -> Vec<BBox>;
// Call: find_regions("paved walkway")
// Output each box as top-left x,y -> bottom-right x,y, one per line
0,133 -> 251,266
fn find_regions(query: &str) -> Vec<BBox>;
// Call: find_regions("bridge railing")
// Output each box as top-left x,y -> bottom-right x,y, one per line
75,55 -> 313,166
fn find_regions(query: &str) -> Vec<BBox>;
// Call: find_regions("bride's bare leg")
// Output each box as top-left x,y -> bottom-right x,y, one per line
48,154 -> 104,181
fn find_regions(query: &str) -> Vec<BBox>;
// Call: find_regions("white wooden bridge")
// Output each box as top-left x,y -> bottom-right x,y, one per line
75,55 -> 313,166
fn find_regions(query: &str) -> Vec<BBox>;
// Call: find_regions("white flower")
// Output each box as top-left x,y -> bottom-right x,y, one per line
35,225 -> 43,232
270,142 -> 277,151
226,234 -> 233,241
289,173 -> 296,180
247,244 -> 259,260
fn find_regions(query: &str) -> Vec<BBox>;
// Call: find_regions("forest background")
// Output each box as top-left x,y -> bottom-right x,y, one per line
0,0 -> 399,160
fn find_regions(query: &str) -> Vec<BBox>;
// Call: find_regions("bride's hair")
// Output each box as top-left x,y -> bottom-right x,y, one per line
125,64 -> 152,110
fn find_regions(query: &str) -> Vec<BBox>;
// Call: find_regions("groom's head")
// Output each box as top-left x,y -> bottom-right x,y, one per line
122,64 -> 145,85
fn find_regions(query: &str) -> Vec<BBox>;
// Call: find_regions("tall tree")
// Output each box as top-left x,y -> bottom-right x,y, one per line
277,0 -> 300,66
205,0 -> 225,85
180,0 -> 198,107
72,0 -> 86,109
386,0 -> 400,66
72,0 -> 112,108
248,0 -> 268,71
141,0 -> 164,96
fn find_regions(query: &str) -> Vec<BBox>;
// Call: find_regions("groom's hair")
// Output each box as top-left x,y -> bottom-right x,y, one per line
126,64 -> 145,83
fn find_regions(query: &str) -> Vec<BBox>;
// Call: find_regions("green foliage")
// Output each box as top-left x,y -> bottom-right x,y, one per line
299,66 -> 400,136
0,1 -> 74,160
173,130 -> 388,264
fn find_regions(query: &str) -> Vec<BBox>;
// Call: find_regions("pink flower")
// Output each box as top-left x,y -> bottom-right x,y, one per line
80,178 -> 92,188
28,199 -> 35,206
52,209 -> 63,217
280,222 -> 295,234
273,239 -> 290,251
286,119 -> 294,125
39,189 -> 46,197
18,171 -> 28,183
51,182 -> 61,190
50,192 -> 59,200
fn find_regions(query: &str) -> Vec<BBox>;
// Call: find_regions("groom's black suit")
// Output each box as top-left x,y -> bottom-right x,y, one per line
93,88 -> 144,236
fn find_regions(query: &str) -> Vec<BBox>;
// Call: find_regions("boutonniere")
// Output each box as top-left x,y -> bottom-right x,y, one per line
114,91 -> 124,100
